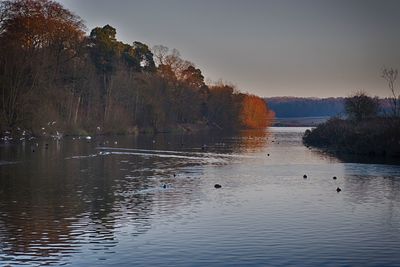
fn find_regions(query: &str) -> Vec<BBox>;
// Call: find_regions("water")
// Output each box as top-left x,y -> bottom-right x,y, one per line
0,127 -> 399,266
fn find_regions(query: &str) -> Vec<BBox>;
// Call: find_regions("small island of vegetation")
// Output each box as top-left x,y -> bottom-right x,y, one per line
0,0 -> 274,139
303,70 -> 400,159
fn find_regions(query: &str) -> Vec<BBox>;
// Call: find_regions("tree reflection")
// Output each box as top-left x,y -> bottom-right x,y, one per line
0,130 -> 270,265
236,129 -> 270,153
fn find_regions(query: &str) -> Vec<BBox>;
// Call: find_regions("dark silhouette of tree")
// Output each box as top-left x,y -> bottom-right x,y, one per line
123,42 -> 155,72
89,24 -> 122,121
181,66 -> 205,89
89,25 -> 120,73
131,42 -> 156,72
344,91 -> 380,122
382,67 -> 399,117
207,84 -> 239,129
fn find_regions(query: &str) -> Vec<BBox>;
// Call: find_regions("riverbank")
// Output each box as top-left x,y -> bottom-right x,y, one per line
303,117 -> 400,159
0,122 -> 218,142
0,120 -> 263,143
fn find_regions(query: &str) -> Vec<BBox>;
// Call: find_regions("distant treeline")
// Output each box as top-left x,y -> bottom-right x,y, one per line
265,97 -> 393,118
0,0 -> 273,136
265,97 -> 344,118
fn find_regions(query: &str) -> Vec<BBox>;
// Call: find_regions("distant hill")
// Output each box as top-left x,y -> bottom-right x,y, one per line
265,97 -> 345,118
265,97 -> 394,119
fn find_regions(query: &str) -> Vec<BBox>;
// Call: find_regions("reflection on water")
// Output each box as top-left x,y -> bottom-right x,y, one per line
0,128 -> 400,266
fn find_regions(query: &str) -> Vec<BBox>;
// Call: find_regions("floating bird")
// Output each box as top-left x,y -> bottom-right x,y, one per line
333,176 -> 337,180
214,184 -> 222,189
303,174 -> 307,179
163,184 -> 167,189
336,187 -> 342,192
267,154 -> 270,156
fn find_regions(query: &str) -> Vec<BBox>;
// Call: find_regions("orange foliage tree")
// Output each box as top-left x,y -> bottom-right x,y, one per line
240,95 -> 275,129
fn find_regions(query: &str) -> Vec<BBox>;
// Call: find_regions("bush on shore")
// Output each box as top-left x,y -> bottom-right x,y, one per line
303,117 -> 400,158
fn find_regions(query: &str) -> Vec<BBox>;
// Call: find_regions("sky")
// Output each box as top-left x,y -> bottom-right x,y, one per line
57,0 -> 400,98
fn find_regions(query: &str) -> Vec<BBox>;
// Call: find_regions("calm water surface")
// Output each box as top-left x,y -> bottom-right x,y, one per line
0,127 -> 400,266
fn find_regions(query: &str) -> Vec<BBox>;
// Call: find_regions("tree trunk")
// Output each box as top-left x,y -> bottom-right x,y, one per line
73,95 -> 81,125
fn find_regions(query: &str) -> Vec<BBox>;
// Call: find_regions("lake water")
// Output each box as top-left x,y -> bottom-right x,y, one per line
1,127 -> 400,266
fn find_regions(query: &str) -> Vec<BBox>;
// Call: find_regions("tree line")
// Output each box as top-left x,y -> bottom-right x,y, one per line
0,0 -> 274,136
264,96 -> 396,118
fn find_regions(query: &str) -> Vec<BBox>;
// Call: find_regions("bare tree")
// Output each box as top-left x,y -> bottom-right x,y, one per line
382,67 -> 399,117
152,46 -> 193,80
152,45 -> 169,66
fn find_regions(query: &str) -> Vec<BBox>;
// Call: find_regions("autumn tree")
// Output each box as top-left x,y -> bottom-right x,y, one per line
240,95 -> 274,129
0,0 -> 85,129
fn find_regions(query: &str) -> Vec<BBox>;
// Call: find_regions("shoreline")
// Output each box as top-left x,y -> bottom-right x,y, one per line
302,117 -> 400,163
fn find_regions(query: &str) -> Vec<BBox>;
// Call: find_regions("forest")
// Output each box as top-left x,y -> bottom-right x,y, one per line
0,0 -> 274,137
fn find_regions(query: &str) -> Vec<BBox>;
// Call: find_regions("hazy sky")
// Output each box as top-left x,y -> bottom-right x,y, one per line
57,0 -> 400,98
